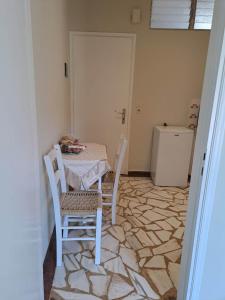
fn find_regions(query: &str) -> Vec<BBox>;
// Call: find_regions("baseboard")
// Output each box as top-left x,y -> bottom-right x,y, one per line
127,171 -> 151,177
43,228 -> 56,300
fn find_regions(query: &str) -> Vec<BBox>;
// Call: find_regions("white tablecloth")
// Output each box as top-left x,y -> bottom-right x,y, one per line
63,143 -> 111,190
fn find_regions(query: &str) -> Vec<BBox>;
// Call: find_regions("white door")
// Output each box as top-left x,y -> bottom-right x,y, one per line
70,32 -> 136,173
178,1 -> 225,299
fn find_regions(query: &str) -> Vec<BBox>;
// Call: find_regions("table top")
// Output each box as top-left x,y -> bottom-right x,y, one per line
63,143 -> 108,164
62,143 -> 110,190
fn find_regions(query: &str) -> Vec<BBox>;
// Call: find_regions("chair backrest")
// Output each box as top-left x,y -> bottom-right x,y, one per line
54,144 -> 67,193
113,137 -> 128,193
44,145 -> 67,220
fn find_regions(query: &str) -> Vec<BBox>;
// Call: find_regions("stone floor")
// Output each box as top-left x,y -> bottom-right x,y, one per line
50,177 -> 188,300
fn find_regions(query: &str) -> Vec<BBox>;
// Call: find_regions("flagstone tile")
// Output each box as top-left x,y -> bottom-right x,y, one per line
132,208 -> 143,214
119,198 -> 129,208
62,241 -> 82,254
133,213 -> 142,218
129,201 -> 140,209
109,226 -> 125,242
100,249 -> 117,263
127,216 -> 143,227
137,205 -> 153,211
150,190 -> 173,200
125,241 -> 132,248
53,290 -> 101,300
118,207 -> 124,216
137,196 -> 147,203
81,256 -> 106,274
122,221 -> 132,232
155,230 -> 172,242
130,179 -> 151,185
180,212 -> 187,216
119,247 -> 140,272
166,217 -> 182,228
153,208 -> 178,217
82,250 -> 92,258
170,205 -> 187,212
143,192 -> 168,200
138,216 -> 151,225
126,234 -> 143,250
128,269 -> 160,299
165,249 -> 182,263
168,263 -> 180,289
125,208 -> 133,215
122,292 -> 145,299
108,274 -> 134,300
153,239 -> 180,255
147,199 -> 170,209
68,269 -> 90,292
147,231 -> 162,245
117,215 -> 126,225
143,210 -> 167,222
145,255 -> 166,269
75,253 -> 81,262
155,220 -> 173,231
145,224 -> 161,230
175,193 -> 186,200
104,256 -> 128,277
173,227 -> 185,239
90,275 -> 111,297
138,247 -> 153,258
147,269 -> 173,295
136,229 -> 154,247
64,255 -> 80,271
53,265 -> 66,288
139,258 -> 147,268
136,190 -> 145,196
101,234 -> 119,253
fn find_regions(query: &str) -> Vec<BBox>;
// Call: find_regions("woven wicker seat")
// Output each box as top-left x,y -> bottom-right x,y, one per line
60,191 -> 102,216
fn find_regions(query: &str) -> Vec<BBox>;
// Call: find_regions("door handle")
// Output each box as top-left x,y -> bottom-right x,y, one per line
114,108 -> 126,124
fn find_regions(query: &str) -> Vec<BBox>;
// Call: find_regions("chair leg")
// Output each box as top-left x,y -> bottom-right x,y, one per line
63,216 -> 69,238
111,192 -> 117,225
98,177 -> 102,192
56,227 -> 63,267
95,208 -> 102,265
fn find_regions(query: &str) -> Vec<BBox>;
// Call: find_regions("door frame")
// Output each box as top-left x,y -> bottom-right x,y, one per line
69,31 -> 136,173
178,29 -> 225,300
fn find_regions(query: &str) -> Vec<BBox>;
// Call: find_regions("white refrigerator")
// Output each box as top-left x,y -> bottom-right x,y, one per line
151,126 -> 194,187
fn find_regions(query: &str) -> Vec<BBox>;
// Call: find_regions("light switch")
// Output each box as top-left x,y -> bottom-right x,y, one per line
131,8 -> 141,24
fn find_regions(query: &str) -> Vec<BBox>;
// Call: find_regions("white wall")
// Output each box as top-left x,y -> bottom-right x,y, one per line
67,0 -> 210,172
30,0 -> 70,259
0,1 -> 43,299
197,1 -> 225,298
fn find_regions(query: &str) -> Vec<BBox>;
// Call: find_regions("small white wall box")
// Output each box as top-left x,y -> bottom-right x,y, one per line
151,126 -> 194,187
131,8 -> 141,24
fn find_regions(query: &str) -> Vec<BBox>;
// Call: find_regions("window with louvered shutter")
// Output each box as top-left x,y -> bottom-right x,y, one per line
150,0 -> 215,30
194,0 -> 214,29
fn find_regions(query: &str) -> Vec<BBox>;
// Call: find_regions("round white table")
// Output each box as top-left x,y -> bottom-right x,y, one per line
63,143 -> 111,190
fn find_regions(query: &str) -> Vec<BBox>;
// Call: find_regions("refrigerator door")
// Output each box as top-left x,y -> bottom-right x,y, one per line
152,127 -> 194,187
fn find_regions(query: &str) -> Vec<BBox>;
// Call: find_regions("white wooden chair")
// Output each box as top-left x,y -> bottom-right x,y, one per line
44,145 -> 102,267
96,138 -> 128,224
